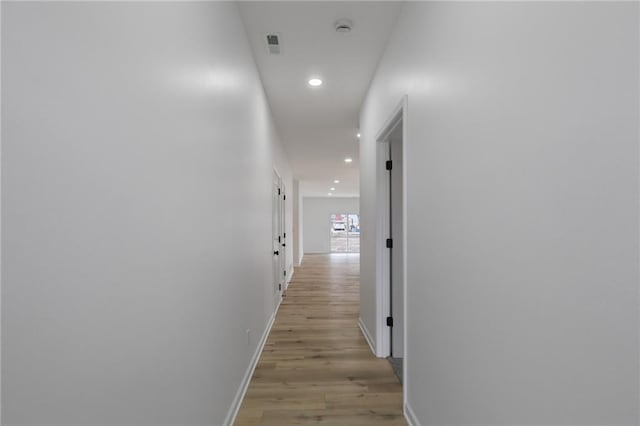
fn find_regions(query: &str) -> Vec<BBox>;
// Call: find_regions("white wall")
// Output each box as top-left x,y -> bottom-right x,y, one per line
1,2 -> 292,425
360,2 -> 639,425
303,197 -> 359,254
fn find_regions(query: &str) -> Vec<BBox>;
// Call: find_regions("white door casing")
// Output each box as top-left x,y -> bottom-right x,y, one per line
272,170 -> 282,298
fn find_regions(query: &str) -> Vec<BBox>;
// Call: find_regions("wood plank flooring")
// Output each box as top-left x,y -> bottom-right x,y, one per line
234,254 -> 405,426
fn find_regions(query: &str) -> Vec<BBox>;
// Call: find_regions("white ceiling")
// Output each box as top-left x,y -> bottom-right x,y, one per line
239,2 -> 401,197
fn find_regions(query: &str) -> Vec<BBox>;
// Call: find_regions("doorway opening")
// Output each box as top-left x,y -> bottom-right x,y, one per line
330,213 -> 360,253
385,121 -> 403,382
375,96 -> 407,394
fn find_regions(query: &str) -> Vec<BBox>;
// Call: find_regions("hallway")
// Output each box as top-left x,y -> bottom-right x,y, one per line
2,2 -> 639,425
235,254 -> 405,426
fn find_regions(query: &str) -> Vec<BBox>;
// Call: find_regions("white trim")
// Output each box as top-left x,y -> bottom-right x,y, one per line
374,95 -> 408,359
358,317 -> 376,356
400,96 -> 409,412
375,140 -> 391,358
272,165 -> 284,182
272,168 -> 284,299
404,402 -> 420,426
375,95 -> 410,410
374,96 -> 406,146
288,265 -> 294,283
223,297 -> 282,426
281,180 -> 288,295
284,265 -> 294,291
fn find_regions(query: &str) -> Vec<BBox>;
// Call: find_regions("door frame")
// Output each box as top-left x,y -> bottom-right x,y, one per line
272,168 -> 284,301
280,181 -> 287,291
374,95 -> 408,402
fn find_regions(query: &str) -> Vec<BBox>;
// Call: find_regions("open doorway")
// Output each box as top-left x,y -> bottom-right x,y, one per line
386,120 -> 404,382
330,213 -> 360,253
376,97 -> 407,389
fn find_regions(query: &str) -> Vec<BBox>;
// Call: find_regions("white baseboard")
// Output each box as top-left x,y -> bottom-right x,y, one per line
223,298 -> 282,426
405,402 -> 420,426
285,266 -> 294,290
357,318 -> 376,356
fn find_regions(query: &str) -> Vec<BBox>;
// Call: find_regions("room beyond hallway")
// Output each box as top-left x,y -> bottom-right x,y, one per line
235,254 -> 405,426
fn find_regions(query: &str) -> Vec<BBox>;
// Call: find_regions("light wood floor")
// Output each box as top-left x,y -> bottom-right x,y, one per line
234,254 -> 405,426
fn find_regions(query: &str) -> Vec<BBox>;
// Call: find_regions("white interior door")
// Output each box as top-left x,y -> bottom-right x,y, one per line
272,171 -> 282,297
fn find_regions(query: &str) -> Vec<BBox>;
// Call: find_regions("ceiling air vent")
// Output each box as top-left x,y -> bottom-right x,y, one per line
334,19 -> 353,34
266,34 -> 281,55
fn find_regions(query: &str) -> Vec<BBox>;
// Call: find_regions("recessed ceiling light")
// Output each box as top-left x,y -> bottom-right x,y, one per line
344,158 -> 353,163
330,187 -> 336,191
328,192 -> 333,196
334,180 -> 340,184
308,78 -> 323,87
357,132 -> 361,138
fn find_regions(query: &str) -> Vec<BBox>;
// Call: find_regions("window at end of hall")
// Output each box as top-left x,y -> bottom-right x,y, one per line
330,213 -> 360,253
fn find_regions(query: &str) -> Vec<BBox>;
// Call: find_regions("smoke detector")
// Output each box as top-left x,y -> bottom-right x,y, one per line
334,19 -> 353,33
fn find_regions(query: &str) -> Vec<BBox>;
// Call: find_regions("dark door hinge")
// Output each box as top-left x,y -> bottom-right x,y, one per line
278,188 -> 281,195
386,160 -> 392,170
283,270 -> 287,276
283,195 -> 286,200
278,236 -> 281,243
386,238 -> 393,248
284,232 -> 286,238
279,284 -> 281,291
386,316 -> 394,327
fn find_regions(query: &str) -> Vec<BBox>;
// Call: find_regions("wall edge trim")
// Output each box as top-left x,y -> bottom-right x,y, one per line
358,317 -> 377,357
405,402 -> 420,426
